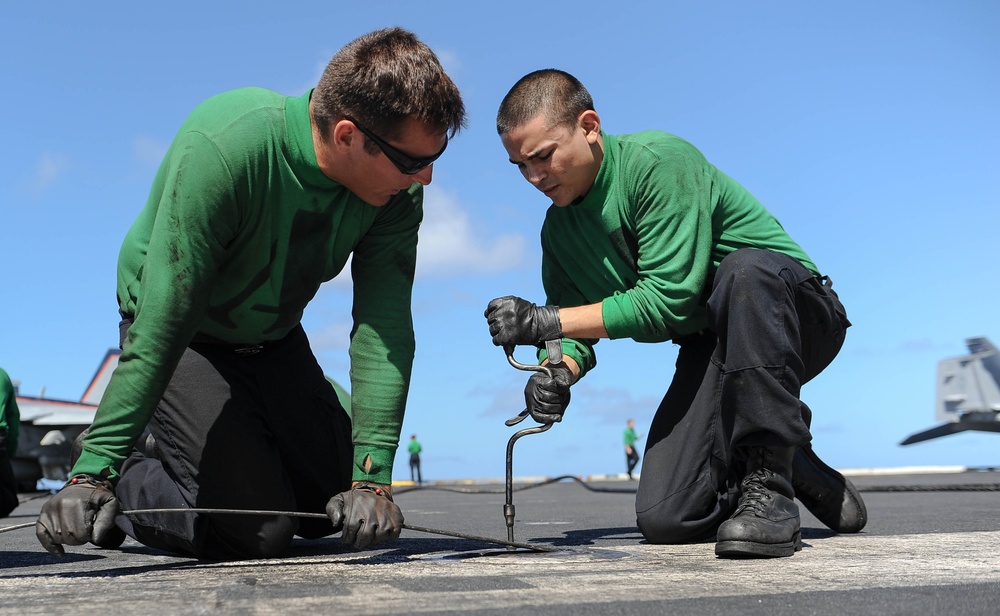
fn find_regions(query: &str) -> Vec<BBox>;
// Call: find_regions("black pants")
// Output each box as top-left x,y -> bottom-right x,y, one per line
635,249 -> 850,544
626,448 -> 640,476
0,432 -> 18,518
115,324 -> 353,559
409,454 -> 422,483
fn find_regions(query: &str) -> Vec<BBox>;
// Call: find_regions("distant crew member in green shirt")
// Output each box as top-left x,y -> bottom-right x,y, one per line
407,434 -> 423,485
36,28 -> 466,559
485,69 -> 866,559
623,419 -> 640,480
0,367 -> 20,518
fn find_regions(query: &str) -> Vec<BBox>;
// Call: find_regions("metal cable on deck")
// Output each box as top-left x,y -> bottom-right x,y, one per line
395,474 -> 639,496
857,483 -> 1000,492
1,505 -> 559,551
396,474 -> 1000,495
6,475 -> 1000,537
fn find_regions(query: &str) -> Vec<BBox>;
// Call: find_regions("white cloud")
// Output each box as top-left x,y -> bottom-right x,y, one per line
435,48 -> 462,77
31,153 -> 71,197
313,183 -> 526,298
476,379 -> 526,420
416,184 -> 525,278
291,55 -> 329,96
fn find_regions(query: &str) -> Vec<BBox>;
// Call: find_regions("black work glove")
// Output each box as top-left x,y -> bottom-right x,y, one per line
525,363 -> 574,424
36,474 -> 120,556
485,296 -> 562,347
326,482 -> 403,549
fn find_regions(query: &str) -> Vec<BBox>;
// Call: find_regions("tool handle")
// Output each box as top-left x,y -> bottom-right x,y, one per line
505,410 -> 530,427
503,339 -> 564,375
503,340 -> 564,426
501,340 -> 561,546
504,345 -> 550,376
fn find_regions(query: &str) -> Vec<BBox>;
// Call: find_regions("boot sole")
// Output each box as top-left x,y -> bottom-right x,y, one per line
715,532 -> 802,558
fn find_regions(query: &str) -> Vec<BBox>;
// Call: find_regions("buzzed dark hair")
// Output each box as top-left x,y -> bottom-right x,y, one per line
496,69 -> 595,135
313,27 -> 466,144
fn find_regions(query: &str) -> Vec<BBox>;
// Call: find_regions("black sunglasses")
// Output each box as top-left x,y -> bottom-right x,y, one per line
345,116 -> 448,175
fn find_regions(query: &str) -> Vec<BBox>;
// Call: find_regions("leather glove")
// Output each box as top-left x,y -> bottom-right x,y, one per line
36,474 -> 120,556
525,363 -> 573,424
326,482 -> 403,549
485,296 -> 562,347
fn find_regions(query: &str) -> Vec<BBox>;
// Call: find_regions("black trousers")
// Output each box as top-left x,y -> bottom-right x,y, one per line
626,448 -> 640,475
635,249 -> 850,544
0,432 -> 18,518
409,454 -> 422,483
115,324 -> 353,559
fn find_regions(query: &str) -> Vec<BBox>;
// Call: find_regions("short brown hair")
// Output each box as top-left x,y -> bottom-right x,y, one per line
313,28 -> 466,144
496,69 -> 594,135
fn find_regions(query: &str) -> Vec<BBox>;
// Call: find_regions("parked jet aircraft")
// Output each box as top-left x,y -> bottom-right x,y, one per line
12,350 -> 118,489
900,337 -> 1000,445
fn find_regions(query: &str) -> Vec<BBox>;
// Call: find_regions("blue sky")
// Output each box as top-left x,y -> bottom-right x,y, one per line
2,2 -> 998,482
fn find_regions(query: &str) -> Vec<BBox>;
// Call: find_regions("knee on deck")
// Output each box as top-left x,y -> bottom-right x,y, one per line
636,499 -> 722,545
208,515 -> 299,559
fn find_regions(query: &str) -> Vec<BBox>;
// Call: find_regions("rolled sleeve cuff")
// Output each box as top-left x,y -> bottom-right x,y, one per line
70,450 -> 121,484
602,294 -> 638,340
352,444 -> 396,485
539,338 -> 596,379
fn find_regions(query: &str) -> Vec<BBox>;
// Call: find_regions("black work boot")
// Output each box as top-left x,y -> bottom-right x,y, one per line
792,444 -> 867,533
716,446 -> 801,558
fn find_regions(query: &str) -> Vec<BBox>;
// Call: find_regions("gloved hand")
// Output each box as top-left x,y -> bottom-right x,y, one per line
36,474 -> 120,556
525,363 -> 574,424
326,482 -> 404,549
485,296 -> 562,347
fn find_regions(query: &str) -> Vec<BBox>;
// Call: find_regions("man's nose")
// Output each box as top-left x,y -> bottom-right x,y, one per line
526,164 -> 545,185
411,165 -> 434,186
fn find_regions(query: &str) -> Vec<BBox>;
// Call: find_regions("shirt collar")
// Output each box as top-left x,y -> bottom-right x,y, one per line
285,88 -> 339,189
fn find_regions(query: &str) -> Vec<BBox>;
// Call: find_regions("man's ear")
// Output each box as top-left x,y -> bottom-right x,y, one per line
579,110 -> 601,143
331,119 -> 359,150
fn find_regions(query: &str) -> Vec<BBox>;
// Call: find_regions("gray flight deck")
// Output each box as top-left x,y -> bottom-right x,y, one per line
1,469 -> 999,615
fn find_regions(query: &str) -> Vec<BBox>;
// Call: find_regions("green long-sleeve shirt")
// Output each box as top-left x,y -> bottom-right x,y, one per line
407,439 -> 422,455
74,87 -> 420,484
0,368 -> 19,455
623,427 -> 637,448
540,131 -> 817,377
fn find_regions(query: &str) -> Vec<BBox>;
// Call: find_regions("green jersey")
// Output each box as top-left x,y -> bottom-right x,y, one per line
75,88 -> 420,484
623,427 -> 638,448
539,131 -> 818,377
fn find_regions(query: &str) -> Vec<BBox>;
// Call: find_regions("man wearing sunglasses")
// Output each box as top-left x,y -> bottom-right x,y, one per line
36,28 -> 465,560
0,368 -> 19,519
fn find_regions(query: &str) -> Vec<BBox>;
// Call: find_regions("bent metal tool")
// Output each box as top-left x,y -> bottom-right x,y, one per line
502,339 -> 563,550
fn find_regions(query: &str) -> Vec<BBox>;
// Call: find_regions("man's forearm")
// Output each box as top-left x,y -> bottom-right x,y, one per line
558,302 -> 608,340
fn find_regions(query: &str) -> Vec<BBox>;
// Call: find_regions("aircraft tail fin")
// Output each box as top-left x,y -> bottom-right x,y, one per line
966,337 -> 997,355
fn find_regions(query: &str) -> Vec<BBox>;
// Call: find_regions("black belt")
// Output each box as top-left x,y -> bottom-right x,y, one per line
190,333 -> 274,356
120,313 -> 281,357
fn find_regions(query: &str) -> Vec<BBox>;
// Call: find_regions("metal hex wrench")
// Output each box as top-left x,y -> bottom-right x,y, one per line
502,339 -> 563,549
